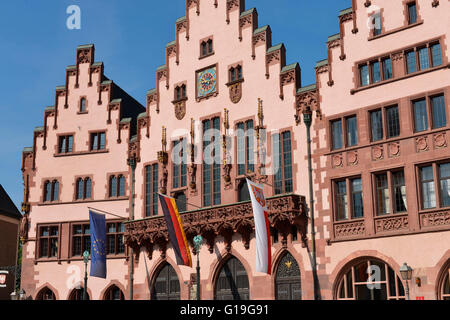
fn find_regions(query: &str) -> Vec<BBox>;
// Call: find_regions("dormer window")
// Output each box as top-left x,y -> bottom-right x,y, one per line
200,38 -> 214,58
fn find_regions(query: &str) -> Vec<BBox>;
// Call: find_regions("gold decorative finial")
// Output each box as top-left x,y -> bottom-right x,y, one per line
162,126 -> 167,152
258,98 -> 263,127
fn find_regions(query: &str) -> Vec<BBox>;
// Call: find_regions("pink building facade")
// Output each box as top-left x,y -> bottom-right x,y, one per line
20,0 -> 450,300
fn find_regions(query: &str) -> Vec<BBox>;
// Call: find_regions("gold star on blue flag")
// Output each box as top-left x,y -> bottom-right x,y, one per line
89,210 -> 107,278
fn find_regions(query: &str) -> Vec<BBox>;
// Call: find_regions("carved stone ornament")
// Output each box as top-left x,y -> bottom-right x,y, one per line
228,82 -> 242,104
434,133 -> 447,149
372,145 -> 384,161
388,142 -> 400,157
416,136 -> 429,152
188,163 -> 197,193
347,151 -> 358,165
19,213 -> 29,242
174,101 -> 186,120
332,154 -> 343,168
334,221 -> 365,238
375,216 -> 409,233
124,194 -> 307,259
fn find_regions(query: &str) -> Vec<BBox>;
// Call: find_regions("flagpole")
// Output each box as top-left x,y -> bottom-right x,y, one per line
87,207 -> 128,220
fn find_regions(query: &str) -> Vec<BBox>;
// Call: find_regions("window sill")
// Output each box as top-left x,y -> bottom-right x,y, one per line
77,111 -> 88,115
199,52 -> 215,60
38,197 -> 129,206
54,149 -> 109,157
196,92 -> 218,102
170,186 -> 188,194
225,78 -> 244,87
351,63 -> 449,95
368,21 -> 423,41
171,97 -> 188,105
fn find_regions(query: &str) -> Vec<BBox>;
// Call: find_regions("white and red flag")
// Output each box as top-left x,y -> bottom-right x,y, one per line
246,178 -> 272,274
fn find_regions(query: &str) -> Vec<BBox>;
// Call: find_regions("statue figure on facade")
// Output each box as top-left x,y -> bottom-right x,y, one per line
160,166 -> 168,194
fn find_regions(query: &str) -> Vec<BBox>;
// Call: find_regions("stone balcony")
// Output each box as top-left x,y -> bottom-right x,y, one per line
124,193 -> 307,260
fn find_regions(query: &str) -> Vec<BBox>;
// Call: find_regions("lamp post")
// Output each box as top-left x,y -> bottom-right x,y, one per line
83,250 -> 89,300
303,107 -> 318,300
193,235 -> 203,301
400,262 -> 413,300
128,157 -> 137,300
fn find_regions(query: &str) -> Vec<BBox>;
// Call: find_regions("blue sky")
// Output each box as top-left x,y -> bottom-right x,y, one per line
0,0 -> 350,209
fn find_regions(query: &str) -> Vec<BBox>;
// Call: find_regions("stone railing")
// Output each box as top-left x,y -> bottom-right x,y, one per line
124,193 -> 307,260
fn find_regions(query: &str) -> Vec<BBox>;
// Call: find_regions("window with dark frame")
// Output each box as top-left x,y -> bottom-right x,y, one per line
200,39 -> 213,57
370,110 -> 383,142
360,64 -> 369,86
375,170 -> 407,216
237,179 -> 250,202
202,117 -> 221,207
439,163 -> 450,207
406,41 -> 442,75
331,119 -> 343,150
38,225 -> 59,258
58,135 -> 73,153
334,177 -> 363,221
346,116 -> 358,147
76,177 -> 92,200
413,94 -> 447,132
106,222 -> 125,255
90,132 -> 106,151
175,84 -> 187,101
331,116 -> 358,149
174,192 -> 187,213
145,164 -> 159,217
272,131 -> 293,195
72,224 -> 90,256
104,285 -> 125,300
43,180 -> 59,202
420,165 -> 436,210
236,120 -> 255,176
372,13 -> 382,36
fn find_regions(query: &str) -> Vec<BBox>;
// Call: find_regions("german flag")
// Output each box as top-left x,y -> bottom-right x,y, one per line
158,194 -> 192,267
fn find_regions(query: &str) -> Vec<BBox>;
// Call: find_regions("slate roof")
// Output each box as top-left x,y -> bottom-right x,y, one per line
0,185 -> 21,220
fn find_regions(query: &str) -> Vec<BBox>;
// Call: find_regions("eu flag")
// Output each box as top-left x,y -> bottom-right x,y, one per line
89,210 -> 107,278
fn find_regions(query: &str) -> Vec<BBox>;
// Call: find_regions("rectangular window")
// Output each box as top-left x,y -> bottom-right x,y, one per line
371,61 -> 381,83
203,118 -> 221,206
370,110 -> 383,142
360,65 -> 369,86
439,163 -> 450,207
145,164 -> 159,217
392,171 -> 407,213
386,106 -> 400,138
431,95 -> 446,129
351,178 -> 364,218
331,119 -> 343,150
346,116 -> 358,147
272,131 -> 293,195
39,226 -> 59,258
373,14 -> 382,36
72,224 -> 90,257
173,139 -> 187,189
413,99 -> 428,132
237,120 -> 255,176
408,2 -> 417,24
406,51 -> 417,74
91,132 -> 106,151
420,166 -> 436,209
382,58 -> 393,80
375,173 -> 390,215
335,181 -> 348,221
58,135 -> 73,153
106,222 -> 125,255
418,47 -> 430,70
431,43 -> 442,67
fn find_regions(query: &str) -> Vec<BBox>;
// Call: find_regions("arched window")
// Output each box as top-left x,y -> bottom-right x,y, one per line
104,285 -> 125,300
69,288 -> 89,300
215,256 -> 249,300
110,176 -> 117,197
201,41 -> 207,57
207,39 -> 213,54
230,67 -> 235,82
438,260 -> 450,300
151,263 -> 180,300
44,180 -> 59,202
237,179 -> 250,202
76,177 -> 92,200
118,175 -> 125,196
44,181 -> 51,202
335,258 -> 405,300
76,178 -> 84,200
80,98 -> 87,112
36,287 -> 56,300
275,252 -> 301,300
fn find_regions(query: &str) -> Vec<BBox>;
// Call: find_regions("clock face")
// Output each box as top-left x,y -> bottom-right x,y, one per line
197,67 -> 217,98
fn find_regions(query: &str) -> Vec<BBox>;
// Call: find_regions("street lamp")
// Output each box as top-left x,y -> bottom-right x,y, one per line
193,235 -> 203,301
83,250 -> 89,301
400,262 -> 413,300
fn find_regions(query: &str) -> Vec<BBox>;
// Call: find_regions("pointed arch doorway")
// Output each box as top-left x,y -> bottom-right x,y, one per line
214,256 -> 249,300
275,251 -> 302,300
